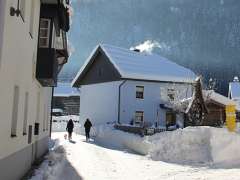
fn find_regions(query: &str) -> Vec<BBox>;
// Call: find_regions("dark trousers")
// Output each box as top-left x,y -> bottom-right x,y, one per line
85,129 -> 90,139
68,131 -> 73,139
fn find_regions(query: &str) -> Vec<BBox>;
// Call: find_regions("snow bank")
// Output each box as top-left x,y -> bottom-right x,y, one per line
29,140 -> 67,180
210,128 -> 240,168
149,127 -> 212,164
94,125 -> 151,155
93,125 -> 240,167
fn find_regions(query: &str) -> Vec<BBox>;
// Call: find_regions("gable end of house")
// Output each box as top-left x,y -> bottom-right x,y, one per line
74,48 -> 122,86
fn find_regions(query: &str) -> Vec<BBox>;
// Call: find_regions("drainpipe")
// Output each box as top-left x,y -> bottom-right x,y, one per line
118,80 -> 127,124
49,87 -> 54,138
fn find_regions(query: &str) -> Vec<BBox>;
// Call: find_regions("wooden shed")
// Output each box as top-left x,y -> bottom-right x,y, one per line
203,90 -> 236,127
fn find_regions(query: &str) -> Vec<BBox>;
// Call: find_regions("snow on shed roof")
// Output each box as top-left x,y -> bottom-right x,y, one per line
54,83 -> 80,97
72,44 -> 196,87
203,90 -> 236,106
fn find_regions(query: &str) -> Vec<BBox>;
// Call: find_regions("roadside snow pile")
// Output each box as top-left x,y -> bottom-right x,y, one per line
93,125 -> 240,167
149,127 -> 212,164
29,140 -> 67,180
94,125 -> 151,155
211,128 -> 240,167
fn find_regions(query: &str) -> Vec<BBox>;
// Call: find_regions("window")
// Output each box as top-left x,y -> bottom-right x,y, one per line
19,0 -> 26,21
23,92 -> 29,135
167,88 -> 175,101
166,111 -> 176,127
46,108 -> 49,131
32,52 -> 36,81
36,92 -> 40,125
11,86 -> 20,137
34,123 -> 39,135
39,18 -> 51,48
136,86 -> 144,99
29,0 -> 35,37
135,111 -> 144,125
28,125 -> 32,144
43,103 -> 47,131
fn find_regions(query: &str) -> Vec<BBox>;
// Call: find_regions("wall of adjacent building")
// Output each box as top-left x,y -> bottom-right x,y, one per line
0,0 -> 6,68
79,81 -> 121,133
0,0 -> 52,179
119,80 -> 193,127
78,80 -> 193,132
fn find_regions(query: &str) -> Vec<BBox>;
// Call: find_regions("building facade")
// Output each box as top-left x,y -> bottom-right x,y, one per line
72,44 -> 195,133
0,0 -> 70,179
228,76 -> 240,121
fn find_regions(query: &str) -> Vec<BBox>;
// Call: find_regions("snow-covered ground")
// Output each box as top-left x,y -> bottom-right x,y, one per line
29,125 -> 240,180
94,125 -> 240,168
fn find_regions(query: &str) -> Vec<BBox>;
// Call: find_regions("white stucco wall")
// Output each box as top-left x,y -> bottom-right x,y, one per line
79,80 -> 193,131
79,81 -> 121,132
0,0 -> 5,68
0,0 -> 52,159
119,80 -> 193,127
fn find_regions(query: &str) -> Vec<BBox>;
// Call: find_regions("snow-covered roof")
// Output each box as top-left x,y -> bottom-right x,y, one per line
72,44 -> 196,87
203,90 -> 236,106
54,83 -> 80,97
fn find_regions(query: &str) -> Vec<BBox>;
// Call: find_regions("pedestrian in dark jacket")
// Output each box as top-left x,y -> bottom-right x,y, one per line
84,119 -> 92,141
66,119 -> 74,140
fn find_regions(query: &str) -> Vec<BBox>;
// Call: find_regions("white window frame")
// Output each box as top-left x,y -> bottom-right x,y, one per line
39,18 -> 51,48
135,111 -> 144,125
136,86 -> 144,99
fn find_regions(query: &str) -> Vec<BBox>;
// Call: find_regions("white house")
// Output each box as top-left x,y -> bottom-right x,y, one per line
229,77 -> 240,109
0,0 -> 70,179
72,44 -> 196,131
228,77 -> 240,121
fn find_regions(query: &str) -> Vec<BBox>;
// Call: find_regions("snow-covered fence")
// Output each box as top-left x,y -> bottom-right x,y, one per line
114,124 -> 166,136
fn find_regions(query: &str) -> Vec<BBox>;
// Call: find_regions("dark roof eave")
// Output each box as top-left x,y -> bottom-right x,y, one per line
120,77 -> 195,84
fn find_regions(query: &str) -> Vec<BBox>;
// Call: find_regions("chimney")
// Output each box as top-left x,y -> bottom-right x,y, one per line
233,76 -> 239,82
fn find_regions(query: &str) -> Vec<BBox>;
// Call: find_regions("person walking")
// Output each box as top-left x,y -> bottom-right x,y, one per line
84,118 -> 92,142
66,119 -> 74,140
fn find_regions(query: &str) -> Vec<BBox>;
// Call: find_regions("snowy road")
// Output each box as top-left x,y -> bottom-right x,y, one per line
41,132 -> 240,180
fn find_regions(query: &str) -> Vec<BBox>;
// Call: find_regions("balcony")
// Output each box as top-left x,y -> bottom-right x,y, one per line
41,0 -> 70,33
36,0 -> 70,87
36,49 -> 58,86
